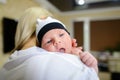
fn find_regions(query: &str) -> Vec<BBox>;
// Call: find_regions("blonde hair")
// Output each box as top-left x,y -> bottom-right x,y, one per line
12,7 -> 53,52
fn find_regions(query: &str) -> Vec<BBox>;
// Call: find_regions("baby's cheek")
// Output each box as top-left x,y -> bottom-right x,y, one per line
51,46 -> 60,52
67,46 -> 73,54
47,47 -> 55,52
43,46 -> 52,51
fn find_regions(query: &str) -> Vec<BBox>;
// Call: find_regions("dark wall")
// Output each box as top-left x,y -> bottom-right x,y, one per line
2,17 -> 17,53
90,19 -> 120,51
74,19 -> 120,51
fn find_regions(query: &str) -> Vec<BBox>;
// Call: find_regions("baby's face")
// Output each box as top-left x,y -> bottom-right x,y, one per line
41,29 -> 72,53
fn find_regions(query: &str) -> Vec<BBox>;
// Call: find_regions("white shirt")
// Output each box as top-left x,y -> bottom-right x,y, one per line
0,46 -> 99,80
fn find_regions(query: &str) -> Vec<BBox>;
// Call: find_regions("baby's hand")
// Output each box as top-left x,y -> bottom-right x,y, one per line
79,51 -> 98,73
71,38 -> 98,73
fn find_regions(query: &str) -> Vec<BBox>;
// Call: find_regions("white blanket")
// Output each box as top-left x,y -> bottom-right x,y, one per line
0,46 -> 99,80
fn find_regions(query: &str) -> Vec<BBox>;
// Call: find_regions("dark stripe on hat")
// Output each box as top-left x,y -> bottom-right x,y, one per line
37,22 -> 70,47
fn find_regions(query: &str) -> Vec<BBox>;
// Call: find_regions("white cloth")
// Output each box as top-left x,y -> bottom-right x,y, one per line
0,46 -> 99,80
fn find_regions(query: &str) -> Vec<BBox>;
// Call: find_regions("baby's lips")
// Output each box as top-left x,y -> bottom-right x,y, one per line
59,48 -> 65,53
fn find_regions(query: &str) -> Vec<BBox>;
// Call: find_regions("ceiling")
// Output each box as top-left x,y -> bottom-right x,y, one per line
1,0 -> 120,14
47,0 -> 120,12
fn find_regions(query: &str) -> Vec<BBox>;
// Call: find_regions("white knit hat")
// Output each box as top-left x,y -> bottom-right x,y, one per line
36,17 -> 69,47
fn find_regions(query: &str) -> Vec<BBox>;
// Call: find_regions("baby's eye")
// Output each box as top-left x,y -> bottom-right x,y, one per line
46,40 -> 52,44
59,33 -> 64,37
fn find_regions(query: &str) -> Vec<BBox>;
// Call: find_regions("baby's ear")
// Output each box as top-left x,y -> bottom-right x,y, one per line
72,38 -> 77,47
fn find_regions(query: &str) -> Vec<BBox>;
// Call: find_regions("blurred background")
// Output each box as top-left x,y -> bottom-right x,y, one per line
0,0 -> 120,80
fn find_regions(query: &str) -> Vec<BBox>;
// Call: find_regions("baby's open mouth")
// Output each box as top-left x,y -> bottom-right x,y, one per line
59,48 -> 65,53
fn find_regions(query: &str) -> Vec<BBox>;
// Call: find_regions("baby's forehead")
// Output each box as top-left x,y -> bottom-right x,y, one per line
46,28 -> 66,34
43,29 -> 66,37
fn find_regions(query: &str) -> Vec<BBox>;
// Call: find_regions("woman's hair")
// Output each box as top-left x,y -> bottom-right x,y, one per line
12,7 -> 53,52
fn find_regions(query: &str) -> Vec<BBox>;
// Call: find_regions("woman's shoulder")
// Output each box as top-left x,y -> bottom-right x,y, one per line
25,52 -> 83,68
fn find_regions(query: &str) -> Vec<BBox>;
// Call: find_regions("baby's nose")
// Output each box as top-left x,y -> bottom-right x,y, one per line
54,38 -> 61,45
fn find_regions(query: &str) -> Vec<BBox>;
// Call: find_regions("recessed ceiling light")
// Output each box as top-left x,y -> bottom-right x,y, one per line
75,0 -> 85,5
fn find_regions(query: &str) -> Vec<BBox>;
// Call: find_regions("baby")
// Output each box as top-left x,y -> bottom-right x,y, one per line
36,17 -> 98,73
